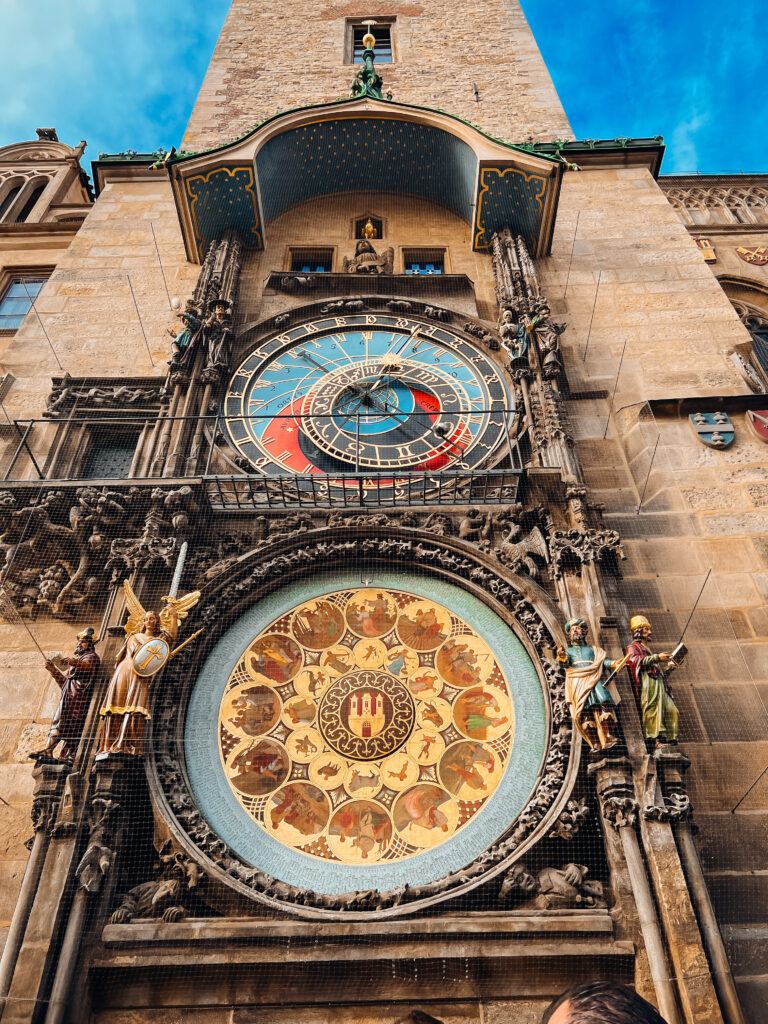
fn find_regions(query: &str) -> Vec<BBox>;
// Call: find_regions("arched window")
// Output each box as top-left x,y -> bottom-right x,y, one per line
0,183 -> 22,221
14,179 -> 48,223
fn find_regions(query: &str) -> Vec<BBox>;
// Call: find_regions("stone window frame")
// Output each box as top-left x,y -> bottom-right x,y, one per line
402,246 -> 449,275
286,246 -> 336,273
0,172 -> 52,224
344,18 -> 396,65
0,266 -> 53,335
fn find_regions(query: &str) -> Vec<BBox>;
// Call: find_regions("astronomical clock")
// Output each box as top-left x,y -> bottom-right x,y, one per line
223,313 -> 510,481
149,303 -> 579,918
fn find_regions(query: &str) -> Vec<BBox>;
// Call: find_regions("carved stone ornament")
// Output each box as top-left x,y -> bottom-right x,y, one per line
0,484 -> 198,620
148,528 -> 579,919
643,791 -> 692,823
43,376 -> 168,418
553,797 -> 591,840
601,793 -> 639,831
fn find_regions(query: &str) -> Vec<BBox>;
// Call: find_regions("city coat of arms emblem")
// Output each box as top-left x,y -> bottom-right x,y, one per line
689,411 -> 735,448
746,409 -> 768,442
736,246 -> 768,266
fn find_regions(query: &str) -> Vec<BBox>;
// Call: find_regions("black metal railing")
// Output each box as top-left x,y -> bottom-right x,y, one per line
1,411 -> 523,509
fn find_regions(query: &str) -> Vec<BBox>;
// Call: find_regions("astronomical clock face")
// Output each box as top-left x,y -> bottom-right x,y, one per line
185,573 -> 547,896
224,314 -> 510,476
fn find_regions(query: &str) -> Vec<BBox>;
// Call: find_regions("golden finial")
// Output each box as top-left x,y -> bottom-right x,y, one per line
362,19 -> 376,50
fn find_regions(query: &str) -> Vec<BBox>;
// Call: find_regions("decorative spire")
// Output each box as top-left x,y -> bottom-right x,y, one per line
350,20 -> 384,100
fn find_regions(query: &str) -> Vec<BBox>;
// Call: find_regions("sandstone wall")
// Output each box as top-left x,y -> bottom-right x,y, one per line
538,167 -> 768,1021
182,0 -> 573,153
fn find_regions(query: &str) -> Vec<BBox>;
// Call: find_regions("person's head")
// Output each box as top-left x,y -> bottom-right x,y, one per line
565,617 -> 588,644
630,615 -> 652,643
541,981 -> 668,1024
143,610 -> 161,635
75,626 -> 97,652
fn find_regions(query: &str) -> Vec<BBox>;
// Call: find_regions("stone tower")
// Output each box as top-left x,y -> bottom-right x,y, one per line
0,4 -> 763,1024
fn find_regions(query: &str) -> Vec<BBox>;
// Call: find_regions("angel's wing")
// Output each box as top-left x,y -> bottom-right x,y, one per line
123,579 -> 147,635
159,590 -> 200,632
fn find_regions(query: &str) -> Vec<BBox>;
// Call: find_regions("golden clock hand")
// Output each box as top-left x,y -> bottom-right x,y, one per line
298,350 -> 393,416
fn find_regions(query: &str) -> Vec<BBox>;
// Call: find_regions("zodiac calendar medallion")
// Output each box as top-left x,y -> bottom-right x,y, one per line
185,571 -> 547,894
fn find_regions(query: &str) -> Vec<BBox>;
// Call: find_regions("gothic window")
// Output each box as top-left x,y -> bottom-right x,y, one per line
14,179 -> 48,223
0,275 -> 49,331
0,183 -> 23,221
347,20 -> 394,64
403,248 -> 446,275
289,248 -> 334,273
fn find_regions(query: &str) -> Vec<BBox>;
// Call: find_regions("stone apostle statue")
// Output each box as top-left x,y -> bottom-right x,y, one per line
625,615 -> 680,750
32,627 -> 101,763
98,581 -> 199,757
167,301 -> 202,370
202,298 -> 233,378
557,617 -> 620,751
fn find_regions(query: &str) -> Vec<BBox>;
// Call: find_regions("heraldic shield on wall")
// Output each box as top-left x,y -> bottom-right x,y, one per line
151,542 -> 576,918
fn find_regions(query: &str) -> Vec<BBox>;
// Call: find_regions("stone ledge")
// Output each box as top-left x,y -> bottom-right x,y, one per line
101,911 -> 615,950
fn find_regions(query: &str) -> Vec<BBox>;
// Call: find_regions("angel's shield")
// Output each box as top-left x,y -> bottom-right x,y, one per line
133,637 -> 170,678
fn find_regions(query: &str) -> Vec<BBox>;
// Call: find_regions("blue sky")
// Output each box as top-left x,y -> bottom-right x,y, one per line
0,1 -> 764,178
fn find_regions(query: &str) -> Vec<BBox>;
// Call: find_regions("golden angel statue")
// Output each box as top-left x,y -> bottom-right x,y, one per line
98,581 -> 200,757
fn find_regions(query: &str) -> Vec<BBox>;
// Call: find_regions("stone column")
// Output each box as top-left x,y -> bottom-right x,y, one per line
656,752 -> 746,1024
43,754 -> 139,1024
0,764 -> 68,1014
591,756 -> 682,1024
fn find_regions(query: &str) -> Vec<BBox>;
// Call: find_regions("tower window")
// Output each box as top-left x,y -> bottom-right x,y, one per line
290,248 -> 334,273
348,21 -> 394,64
0,184 -> 22,222
0,275 -> 49,331
403,249 -> 446,275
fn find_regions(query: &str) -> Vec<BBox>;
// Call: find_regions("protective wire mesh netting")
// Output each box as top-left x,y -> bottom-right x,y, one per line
0,189 -> 764,1024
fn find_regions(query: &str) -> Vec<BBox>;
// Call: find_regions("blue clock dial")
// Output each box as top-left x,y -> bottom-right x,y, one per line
224,314 -> 510,476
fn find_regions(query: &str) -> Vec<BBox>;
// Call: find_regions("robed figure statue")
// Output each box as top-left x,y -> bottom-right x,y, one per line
558,617 -> 620,751
98,581 -> 199,757
32,627 -> 101,763
625,614 -> 680,751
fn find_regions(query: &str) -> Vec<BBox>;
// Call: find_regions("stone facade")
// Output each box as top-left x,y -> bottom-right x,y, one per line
0,6 -> 766,1024
182,0 -> 573,153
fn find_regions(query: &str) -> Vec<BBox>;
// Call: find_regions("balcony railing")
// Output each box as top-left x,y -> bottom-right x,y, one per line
1,412 -> 523,510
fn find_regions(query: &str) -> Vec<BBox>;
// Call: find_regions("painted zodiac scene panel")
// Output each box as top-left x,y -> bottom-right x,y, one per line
218,587 -> 516,865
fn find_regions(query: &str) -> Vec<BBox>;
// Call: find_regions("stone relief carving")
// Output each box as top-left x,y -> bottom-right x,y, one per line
110,840 -> 204,924
499,860 -> 606,910
547,527 -> 625,579
0,484 -> 198,619
43,376 -> 168,418
553,797 -> 591,841
342,239 -> 394,275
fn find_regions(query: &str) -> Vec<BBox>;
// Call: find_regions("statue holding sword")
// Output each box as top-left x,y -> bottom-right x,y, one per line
98,579 -> 201,757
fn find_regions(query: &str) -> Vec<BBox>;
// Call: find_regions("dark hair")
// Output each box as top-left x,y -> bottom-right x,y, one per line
541,982 -> 668,1024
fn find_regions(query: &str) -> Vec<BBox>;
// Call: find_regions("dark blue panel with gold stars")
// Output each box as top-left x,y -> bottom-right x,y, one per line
186,166 -> 262,259
256,118 -> 476,226
180,119 -> 552,258
474,166 -> 548,255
